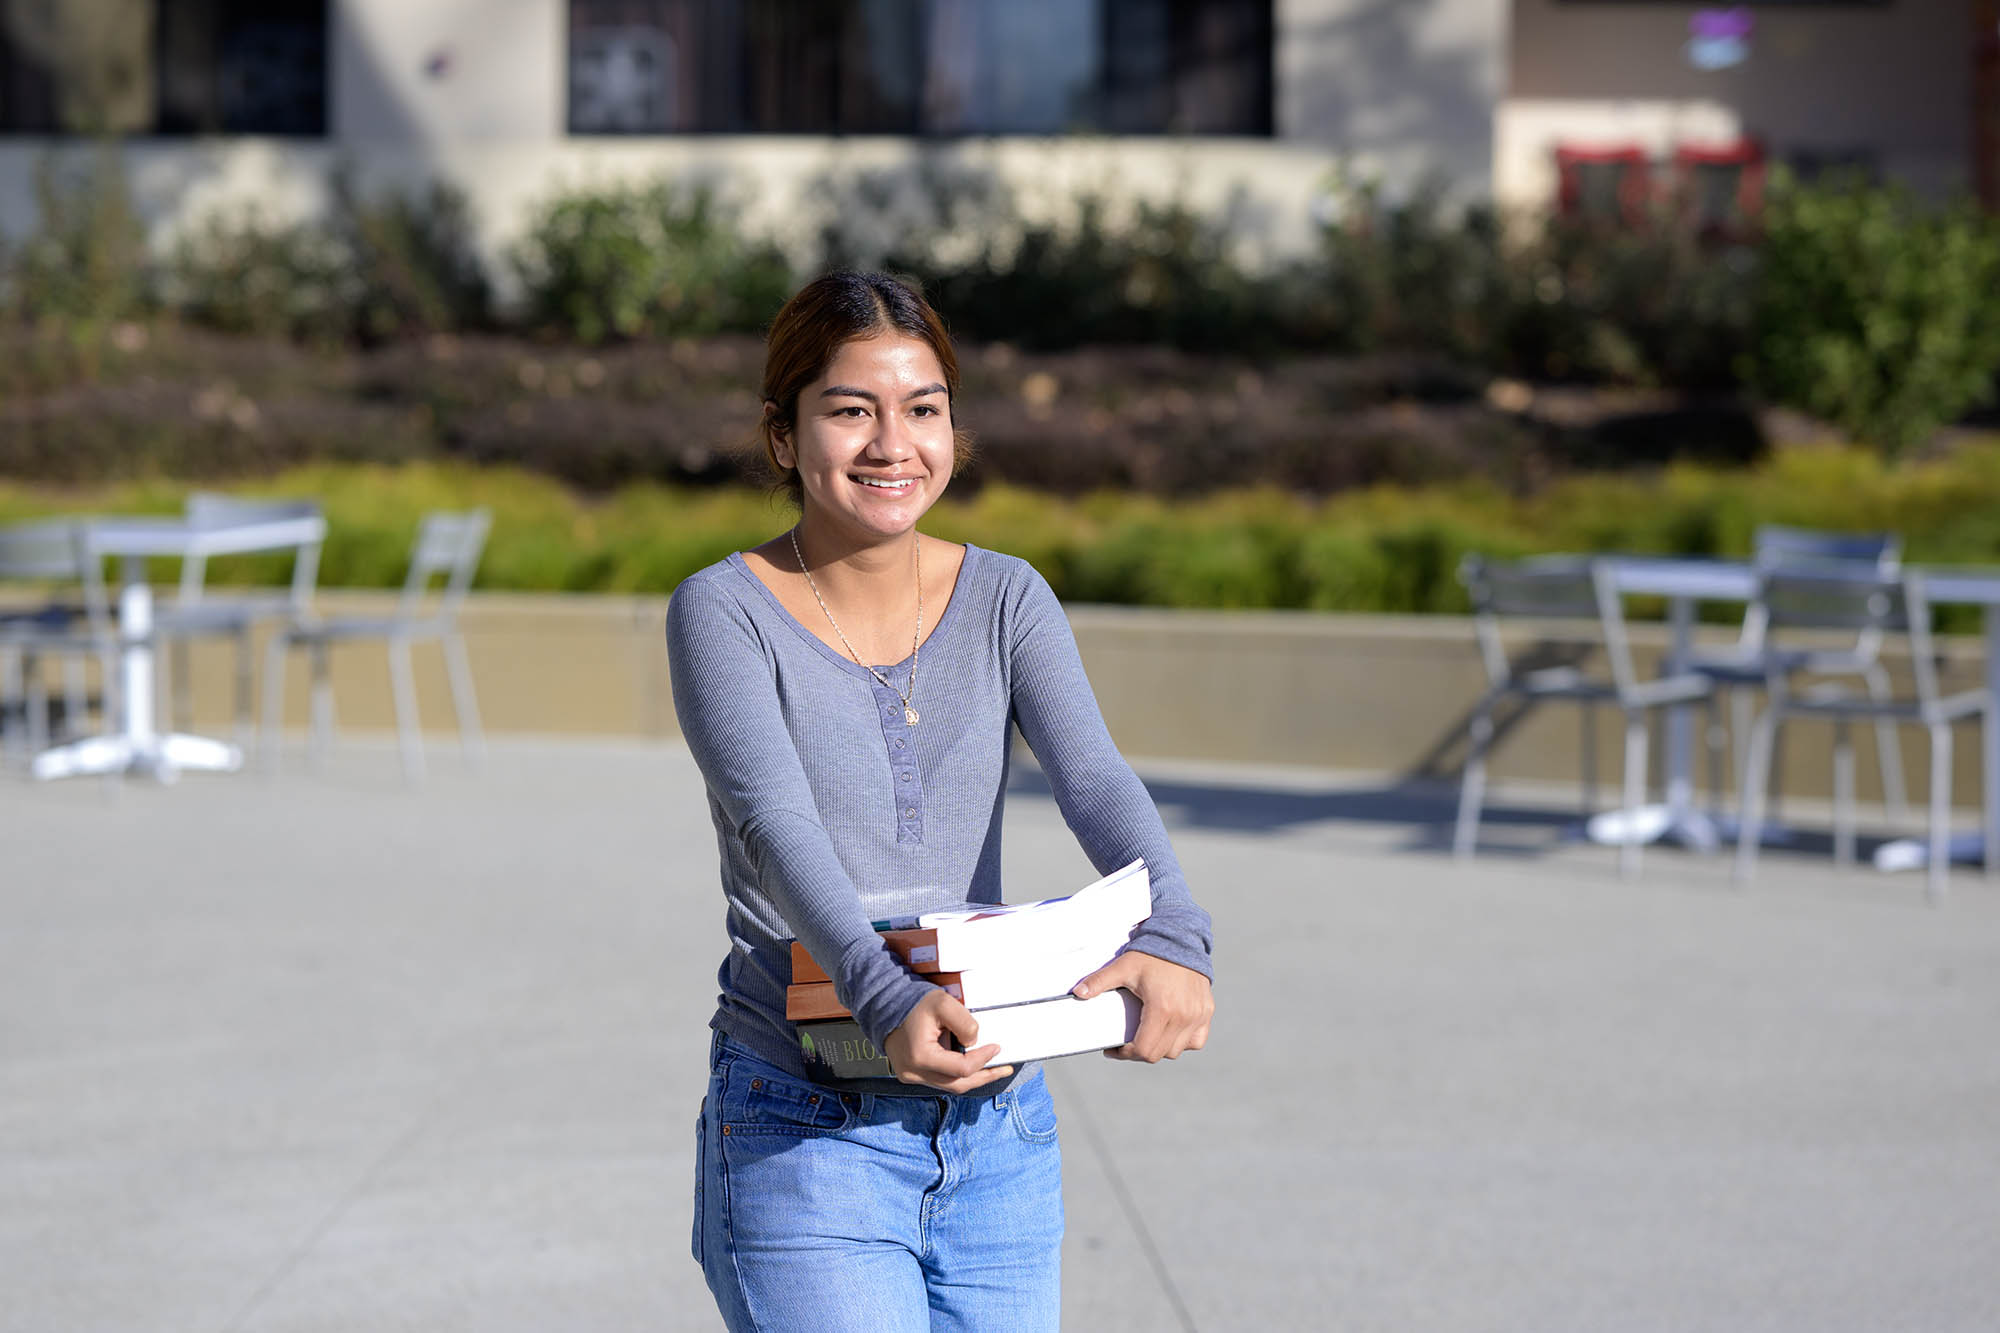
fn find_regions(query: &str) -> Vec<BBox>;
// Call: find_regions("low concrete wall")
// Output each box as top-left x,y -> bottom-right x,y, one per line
135,590 -> 1988,809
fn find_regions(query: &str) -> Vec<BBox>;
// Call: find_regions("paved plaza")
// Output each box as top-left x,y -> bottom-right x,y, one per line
5,736 -> 2000,1332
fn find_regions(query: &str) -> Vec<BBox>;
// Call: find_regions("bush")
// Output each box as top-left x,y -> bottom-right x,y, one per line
163,180 -> 491,345
9,442 -> 1998,618
1750,175 -> 2000,458
163,212 -> 358,344
1296,177 -> 1753,388
336,176 -> 492,342
510,181 -> 793,343
4,145 -> 148,328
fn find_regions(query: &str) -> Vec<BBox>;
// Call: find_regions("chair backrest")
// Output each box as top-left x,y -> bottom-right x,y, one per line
179,492 -> 327,610
397,509 -> 491,624
0,520 -> 113,635
1741,524 -> 1902,657
1758,562 -> 1943,704
1460,554 -> 1641,696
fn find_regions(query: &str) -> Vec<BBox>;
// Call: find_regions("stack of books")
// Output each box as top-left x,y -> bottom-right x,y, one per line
790,859 -> 1152,1080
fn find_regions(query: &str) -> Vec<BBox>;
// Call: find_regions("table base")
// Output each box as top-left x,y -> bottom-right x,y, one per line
1872,833 -> 1992,873
32,732 -> 243,783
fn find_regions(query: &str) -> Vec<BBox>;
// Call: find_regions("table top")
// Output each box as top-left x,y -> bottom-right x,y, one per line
1599,555 -> 2000,608
73,514 -> 327,560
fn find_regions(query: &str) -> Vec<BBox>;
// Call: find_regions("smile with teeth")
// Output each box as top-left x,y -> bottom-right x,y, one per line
853,475 -> 918,491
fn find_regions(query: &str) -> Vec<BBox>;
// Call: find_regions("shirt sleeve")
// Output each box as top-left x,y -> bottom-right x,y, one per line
1003,566 -> 1214,980
666,575 -> 939,1047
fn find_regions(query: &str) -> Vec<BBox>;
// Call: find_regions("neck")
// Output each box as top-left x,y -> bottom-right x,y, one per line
792,521 -> 918,588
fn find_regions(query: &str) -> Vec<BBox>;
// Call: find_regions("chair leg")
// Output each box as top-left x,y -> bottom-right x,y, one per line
1767,716 -> 1788,828
0,646 -> 21,765
262,634 -> 288,773
387,637 -> 425,784
1453,699 -> 1495,862
1579,703 -> 1597,815
232,624 -> 256,748
1704,695 -> 1725,817
1620,712 -> 1648,880
61,655 -> 87,739
170,637 -> 193,733
1734,707 -> 1781,885
1863,664 -> 1909,825
1927,723 -> 1952,906
1833,719 -> 1855,871
25,653 -> 49,753
1729,688 -> 1754,802
309,641 -> 335,770
442,631 -> 484,771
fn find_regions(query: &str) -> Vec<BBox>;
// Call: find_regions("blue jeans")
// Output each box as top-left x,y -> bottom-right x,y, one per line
695,1034 -> 1063,1332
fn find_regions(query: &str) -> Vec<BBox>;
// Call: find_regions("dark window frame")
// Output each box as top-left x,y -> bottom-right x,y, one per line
564,0 -> 1275,139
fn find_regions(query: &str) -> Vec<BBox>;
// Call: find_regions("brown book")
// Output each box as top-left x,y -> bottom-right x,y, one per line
786,975 -> 964,1022
790,930 -> 944,985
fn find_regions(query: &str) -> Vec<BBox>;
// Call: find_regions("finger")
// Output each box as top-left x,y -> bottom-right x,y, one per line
933,996 -> 984,1047
1072,958 -> 1135,1000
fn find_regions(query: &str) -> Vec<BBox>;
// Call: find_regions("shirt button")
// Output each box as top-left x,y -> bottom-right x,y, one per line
894,738 -> 906,749
904,808 -> 917,818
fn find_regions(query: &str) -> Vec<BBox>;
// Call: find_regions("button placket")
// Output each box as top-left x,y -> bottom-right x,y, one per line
871,678 -> 925,844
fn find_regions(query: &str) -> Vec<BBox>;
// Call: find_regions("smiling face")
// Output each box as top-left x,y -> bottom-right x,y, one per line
770,333 -> 956,546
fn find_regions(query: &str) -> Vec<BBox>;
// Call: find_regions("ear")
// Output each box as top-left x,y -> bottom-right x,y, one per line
764,403 -> 796,469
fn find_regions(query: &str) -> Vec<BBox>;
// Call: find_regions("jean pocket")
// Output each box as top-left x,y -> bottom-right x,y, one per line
1004,1070 -> 1060,1145
722,1061 -> 851,1137
691,1104 -> 706,1265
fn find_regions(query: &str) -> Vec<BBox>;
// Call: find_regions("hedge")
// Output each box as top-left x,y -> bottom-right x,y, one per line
4,440 -> 1999,628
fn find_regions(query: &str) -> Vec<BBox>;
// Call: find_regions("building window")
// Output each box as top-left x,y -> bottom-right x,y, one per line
566,0 -> 1273,136
0,0 -> 326,135
156,0 -> 327,135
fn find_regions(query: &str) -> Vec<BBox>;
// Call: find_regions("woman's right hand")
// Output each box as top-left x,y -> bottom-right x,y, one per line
884,989 -> 1014,1094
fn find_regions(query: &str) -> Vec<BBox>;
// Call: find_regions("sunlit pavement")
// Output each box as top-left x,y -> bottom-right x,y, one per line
5,738 -> 1999,1332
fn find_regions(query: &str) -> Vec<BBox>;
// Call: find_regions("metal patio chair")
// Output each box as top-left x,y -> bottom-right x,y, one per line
262,509 -> 489,783
1733,565 -> 1993,904
1455,554 -> 1717,878
0,521 -> 119,767
1684,525 -> 1906,825
154,493 -> 326,746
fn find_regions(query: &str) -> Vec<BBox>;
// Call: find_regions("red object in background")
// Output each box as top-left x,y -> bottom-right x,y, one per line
1554,143 -> 1654,226
1672,137 -> 1766,239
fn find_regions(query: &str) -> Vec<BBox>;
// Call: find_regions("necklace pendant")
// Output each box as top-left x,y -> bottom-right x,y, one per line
904,706 -> 920,726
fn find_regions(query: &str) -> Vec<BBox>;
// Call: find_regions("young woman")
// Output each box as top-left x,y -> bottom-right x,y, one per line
667,271 -> 1214,1332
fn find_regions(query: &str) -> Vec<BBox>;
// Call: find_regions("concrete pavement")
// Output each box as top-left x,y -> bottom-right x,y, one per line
5,738 -> 1999,1332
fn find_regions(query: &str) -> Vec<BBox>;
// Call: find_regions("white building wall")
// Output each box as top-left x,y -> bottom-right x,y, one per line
332,0 -> 564,144
0,0 -> 1511,283
1277,0 -> 1506,200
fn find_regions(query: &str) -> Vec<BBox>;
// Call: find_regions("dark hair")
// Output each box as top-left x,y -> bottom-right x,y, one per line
758,272 -> 973,505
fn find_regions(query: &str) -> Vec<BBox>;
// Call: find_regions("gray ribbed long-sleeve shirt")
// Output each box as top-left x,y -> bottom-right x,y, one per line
665,544 -> 1213,1091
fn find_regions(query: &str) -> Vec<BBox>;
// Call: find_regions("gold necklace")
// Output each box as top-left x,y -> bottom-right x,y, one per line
790,528 -> 923,725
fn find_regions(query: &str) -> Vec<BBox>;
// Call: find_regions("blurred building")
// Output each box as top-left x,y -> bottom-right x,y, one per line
0,1 -> 1988,271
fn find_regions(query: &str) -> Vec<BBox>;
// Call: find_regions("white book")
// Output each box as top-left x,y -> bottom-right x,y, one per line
968,990 -> 1142,1068
911,858 -> 1152,972
952,942 -> 1125,1010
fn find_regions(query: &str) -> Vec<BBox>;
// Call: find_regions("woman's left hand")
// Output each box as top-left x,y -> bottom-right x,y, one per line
1072,952 -> 1213,1063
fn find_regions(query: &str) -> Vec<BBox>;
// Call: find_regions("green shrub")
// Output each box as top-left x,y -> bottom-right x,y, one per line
335,176 -> 491,342
6,445 -> 2000,614
1750,175 -> 2000,459
163,180 -> 491,345
5,145 -> 149,327
510,181 -> 793,343
163,212 -> 357,344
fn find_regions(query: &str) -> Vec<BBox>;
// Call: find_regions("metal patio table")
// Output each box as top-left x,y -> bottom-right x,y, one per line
1581,555 -> 2000,875
28,512 -> 327,782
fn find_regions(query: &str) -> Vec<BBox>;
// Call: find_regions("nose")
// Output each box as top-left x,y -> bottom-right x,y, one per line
867,411 -> 915,461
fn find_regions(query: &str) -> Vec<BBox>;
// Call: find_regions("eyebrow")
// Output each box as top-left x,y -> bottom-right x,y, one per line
819,383 -> 948,403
